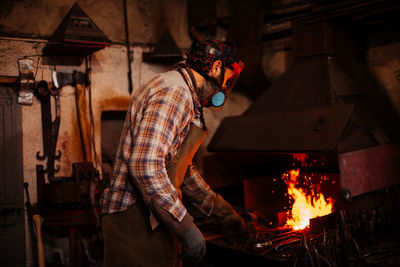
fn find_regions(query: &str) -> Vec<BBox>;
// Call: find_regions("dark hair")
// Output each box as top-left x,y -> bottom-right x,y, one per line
185,40 -> 237,75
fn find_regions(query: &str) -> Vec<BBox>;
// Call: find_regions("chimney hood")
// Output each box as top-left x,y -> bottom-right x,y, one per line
43,3 -> 111,57
208,21 -> 400,154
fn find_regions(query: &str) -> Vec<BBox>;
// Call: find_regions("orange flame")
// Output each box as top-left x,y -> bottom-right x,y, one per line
285,169 -> 333,230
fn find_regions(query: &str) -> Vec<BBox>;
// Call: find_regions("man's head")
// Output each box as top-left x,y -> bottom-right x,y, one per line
186,40 -> 244,108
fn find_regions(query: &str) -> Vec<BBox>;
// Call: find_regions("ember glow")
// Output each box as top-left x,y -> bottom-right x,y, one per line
284,169 -> 333,230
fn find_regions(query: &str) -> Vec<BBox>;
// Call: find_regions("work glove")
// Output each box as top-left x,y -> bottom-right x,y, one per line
179,223 -> 206,263
151,200 -> 206,263
211,194 -> 246,234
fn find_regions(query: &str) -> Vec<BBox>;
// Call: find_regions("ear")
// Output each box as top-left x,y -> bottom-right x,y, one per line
209,60 -> 222,76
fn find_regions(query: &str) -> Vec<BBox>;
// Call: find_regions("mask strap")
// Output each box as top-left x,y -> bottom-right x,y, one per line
177,67 -> 207,130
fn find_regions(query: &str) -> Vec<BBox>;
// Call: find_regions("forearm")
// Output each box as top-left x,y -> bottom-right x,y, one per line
151,200 -> 193,236
129,156 -> 187,223
181,165 -> 217,216
182,166 -> 245,233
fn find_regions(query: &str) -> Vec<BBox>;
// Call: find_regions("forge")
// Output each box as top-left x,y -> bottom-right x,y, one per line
200,20 -> 400,266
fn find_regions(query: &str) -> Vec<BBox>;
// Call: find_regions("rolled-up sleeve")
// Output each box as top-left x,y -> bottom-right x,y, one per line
181,164 -> 217,216
128,86 -> 192,223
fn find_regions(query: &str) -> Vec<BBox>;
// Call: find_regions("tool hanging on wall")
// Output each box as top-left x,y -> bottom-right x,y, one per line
48,70 -> 94,163
35,77 -> 61,182
24,183 -> 38,267
73,71 -> 93,162
86,56 -> 99,168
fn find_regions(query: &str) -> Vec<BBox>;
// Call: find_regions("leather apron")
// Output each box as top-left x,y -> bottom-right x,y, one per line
102,124 -> 207,267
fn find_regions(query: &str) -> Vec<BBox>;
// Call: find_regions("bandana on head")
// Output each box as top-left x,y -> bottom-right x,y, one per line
186,40 -> 236,75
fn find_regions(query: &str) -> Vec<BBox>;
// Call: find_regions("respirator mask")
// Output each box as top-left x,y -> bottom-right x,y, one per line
204,46 -> 244,107
210,59 -> 244,107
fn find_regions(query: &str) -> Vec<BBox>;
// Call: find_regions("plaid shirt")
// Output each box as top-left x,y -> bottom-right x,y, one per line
101,68 -> 216,229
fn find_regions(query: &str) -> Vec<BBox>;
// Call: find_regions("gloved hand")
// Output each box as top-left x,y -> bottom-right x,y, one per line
151,200 -> 206,262
179,223 -> 206,263
211,194 -> 246,234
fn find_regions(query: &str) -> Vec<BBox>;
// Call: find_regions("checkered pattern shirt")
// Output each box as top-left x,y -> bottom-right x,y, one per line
101,68 -> 216,229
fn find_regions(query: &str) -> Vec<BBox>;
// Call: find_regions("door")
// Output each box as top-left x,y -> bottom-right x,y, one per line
0,85 -> 25,267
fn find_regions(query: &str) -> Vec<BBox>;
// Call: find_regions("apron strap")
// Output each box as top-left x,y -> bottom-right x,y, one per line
177,68 -> 207,130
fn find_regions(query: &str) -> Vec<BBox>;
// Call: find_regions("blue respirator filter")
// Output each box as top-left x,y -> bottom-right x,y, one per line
211,91 -> 226,107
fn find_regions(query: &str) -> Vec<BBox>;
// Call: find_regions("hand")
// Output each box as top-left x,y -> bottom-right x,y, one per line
150,200 -> 206,262
179,224 -> 206,263
223,212 -> 246,234
211,194 -> 246,234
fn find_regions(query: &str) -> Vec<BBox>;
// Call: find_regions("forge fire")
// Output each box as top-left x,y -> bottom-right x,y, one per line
283,169 -> 333,230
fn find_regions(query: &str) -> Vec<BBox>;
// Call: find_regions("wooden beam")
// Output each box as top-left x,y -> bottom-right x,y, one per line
0,76 -> 18,84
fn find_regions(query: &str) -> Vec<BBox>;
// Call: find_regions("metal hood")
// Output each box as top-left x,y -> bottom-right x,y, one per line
143,30 -> 183,64
43,3 -> 111,56
208,21 -> 400,154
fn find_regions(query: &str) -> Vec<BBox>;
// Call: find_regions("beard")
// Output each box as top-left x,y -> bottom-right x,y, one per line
198,71 -> 224,107
198,79 -> 218,107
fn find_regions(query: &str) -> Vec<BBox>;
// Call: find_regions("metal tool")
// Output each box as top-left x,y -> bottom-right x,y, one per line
73,71 -> 93,162
35,78 -> 61,182
24,183 -> 38,267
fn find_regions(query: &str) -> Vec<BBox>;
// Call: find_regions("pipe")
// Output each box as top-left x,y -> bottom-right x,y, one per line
123,0 -> 133,94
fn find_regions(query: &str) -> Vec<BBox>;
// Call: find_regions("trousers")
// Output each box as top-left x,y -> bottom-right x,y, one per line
102,201 -> 180,267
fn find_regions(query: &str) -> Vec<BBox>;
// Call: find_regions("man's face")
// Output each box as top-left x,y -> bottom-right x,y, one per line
199,60 -> 236,108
